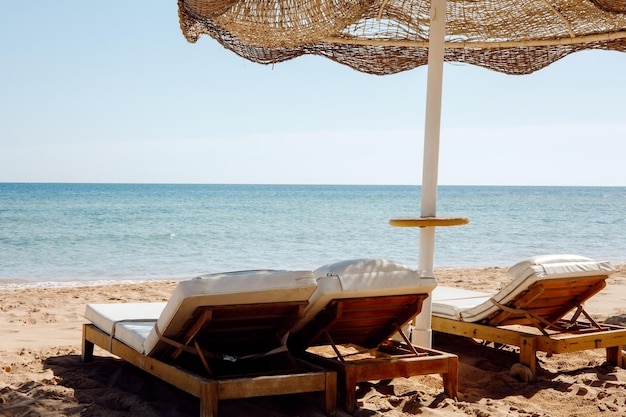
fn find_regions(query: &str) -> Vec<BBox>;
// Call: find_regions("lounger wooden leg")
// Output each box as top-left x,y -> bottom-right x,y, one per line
81,324 -> 94,363
322,371 -> 337,416
442,356 -> 458,399
606,346 -> 623,367
518,336 -> 537,381
343,369 -> 358,414
199,382 -> 218,417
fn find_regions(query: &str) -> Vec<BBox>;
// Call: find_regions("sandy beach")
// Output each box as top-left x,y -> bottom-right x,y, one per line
1,264 -> 625,417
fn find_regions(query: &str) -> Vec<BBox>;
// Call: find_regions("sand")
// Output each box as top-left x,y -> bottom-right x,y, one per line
1,264 -> 625,417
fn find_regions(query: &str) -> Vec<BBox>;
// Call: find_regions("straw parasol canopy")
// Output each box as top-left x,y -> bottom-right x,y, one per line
178,0 -> 626,75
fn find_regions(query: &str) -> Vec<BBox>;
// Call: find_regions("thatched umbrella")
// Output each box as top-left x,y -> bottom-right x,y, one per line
176,0 -> 626,345
178,0 -> 626,75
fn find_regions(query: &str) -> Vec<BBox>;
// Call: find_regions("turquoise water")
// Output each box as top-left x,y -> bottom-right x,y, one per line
1,183 -> 624,287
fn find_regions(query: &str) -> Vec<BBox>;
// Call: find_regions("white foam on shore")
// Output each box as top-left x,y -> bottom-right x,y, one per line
0,277 -> 187,291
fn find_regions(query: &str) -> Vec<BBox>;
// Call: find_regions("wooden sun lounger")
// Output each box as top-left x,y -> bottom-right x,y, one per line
291,294 -> 458,413
286,258 -> 458,413
82,321 -> 336,417
431,255 -> 626,380
81,270 -> 337,417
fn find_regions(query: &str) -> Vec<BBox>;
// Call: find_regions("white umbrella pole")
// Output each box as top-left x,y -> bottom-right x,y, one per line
413,0 -> 447,348
419,0 -> 446,274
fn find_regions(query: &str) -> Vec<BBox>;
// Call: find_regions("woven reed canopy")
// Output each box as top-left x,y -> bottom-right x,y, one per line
178,0 -> 626,75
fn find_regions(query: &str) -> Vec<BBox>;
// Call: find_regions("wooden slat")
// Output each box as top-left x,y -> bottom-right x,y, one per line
218,371 -> 329,399
537,275 -> 606,289
432,316 -> 525,346
328,317 -> 402,330
337,295 -> 420,310
332,309 -> 409,321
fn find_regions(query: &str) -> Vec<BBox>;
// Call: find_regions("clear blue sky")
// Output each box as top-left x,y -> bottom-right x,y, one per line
2,1 -> 625,186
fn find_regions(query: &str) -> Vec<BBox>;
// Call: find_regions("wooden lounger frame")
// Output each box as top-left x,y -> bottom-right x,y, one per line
291,294 -> 458,413
82,300 -> 337,417
432,275 -> 626,380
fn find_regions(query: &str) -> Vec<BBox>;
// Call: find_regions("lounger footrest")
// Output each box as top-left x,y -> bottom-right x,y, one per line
297,340 -> 458,414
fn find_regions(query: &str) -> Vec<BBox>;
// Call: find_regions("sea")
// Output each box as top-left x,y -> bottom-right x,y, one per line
1,183 -> 624,289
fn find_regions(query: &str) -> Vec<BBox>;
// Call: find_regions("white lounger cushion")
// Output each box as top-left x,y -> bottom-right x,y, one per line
85,270 -> 316,355
432,254 -> 615,322
430,287 -> 492,321
85,302 -> 166,353
293,258 -> 437,332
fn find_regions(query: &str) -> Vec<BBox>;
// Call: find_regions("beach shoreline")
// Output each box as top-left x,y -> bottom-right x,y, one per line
1,265 -> 625,416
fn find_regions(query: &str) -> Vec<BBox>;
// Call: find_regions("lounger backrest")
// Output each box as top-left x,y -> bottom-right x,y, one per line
169,301 -> 308,358
144,270 -> 317,356
292,294 -> 428,349
290,259 -> 437,349
487,275 -> 607,327
487,254 -> 614,327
